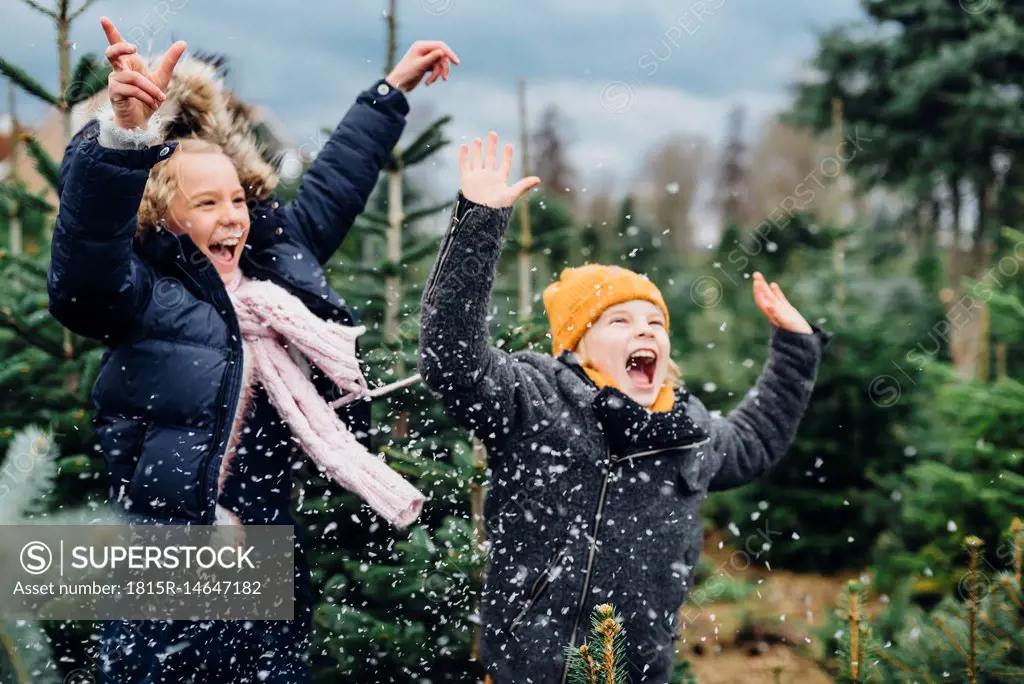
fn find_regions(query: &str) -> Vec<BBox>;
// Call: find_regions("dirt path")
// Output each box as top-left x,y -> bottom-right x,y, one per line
675,530 -> 866,683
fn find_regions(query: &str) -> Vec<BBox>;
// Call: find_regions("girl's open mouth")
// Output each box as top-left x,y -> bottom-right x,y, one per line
626,349 -> 657,389
208,234 -> 244,266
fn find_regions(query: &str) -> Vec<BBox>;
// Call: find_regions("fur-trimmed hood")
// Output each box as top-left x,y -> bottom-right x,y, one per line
78,52 -> 279,200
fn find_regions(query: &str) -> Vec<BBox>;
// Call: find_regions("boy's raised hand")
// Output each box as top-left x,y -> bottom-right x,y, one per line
386,40 -> 459,92
752,272 -> 813,334
459,132 -> 540,208
101,16 -> 186,130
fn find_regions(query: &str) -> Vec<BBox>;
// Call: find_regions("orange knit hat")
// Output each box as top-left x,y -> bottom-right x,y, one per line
542,264 -> 670,356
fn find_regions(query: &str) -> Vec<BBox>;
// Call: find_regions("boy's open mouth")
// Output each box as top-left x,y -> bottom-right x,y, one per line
626,349 -> 657,389
208,232 -> 244,266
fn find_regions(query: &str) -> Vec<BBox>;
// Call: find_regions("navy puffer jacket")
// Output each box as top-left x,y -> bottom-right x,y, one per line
48,64 -> 407,526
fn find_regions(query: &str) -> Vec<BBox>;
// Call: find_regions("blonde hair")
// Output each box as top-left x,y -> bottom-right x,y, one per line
136,137 -> 230,238
574,337 -> 683,388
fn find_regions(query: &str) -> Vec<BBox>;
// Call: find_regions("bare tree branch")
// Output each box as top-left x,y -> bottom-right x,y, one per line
71,0 -> 100,21
21,0 -> 56,19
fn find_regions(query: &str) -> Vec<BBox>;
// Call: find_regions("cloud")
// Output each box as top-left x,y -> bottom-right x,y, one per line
1,0 -> 864,199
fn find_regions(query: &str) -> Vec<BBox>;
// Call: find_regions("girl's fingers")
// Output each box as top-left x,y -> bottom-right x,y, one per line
470,137 -> 483,170
153,40 -> 187,88
414,48 -> 446,74
458,143 -> 469,174
414,40 -> 460,64
498,143 -> 514,178
100,16 -> 125,46
110,81 -> 160,110
484,131 -> 498,169
105,42 -> 136,70
114,71 -> 166,104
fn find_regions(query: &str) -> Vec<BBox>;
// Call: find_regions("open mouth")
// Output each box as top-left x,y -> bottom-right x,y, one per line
208,231 -> 244,266
626,349 -> 658,389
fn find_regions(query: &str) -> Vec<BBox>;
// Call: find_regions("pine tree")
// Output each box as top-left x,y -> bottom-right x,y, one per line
290,98 -> 498,679
870,226 -> 1024,599
684,210 -> 946,573
850,525 -> 1024,683
0,425 -> 124,683
826,580 -> 885,683
564,604 -> 630,684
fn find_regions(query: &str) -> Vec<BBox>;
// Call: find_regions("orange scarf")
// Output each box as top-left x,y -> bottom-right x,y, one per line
581,364 -> 675,412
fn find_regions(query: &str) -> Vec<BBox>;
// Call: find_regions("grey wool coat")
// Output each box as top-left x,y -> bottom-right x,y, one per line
418,194 -> 831,684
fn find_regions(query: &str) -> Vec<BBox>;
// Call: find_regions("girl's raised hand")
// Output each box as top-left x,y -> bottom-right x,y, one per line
459,132 -> 541,209
752,272 -> 813,334
386,40 -> 459,92
101,16 -> 186,130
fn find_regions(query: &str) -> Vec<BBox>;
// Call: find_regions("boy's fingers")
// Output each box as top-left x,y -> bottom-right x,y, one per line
509,176 -> 541,201
770,282 -> 792,307
471,137 -> 483,170
485,131 -> 498,168
100,16 -> 125,46
499,144 -> 514,178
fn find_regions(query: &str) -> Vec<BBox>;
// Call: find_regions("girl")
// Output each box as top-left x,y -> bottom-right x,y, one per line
49,16 -> 457,683
418,133 -> 831,684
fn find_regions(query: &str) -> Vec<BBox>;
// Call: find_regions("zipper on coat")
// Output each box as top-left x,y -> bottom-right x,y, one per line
560,446 -> 614,684
175,251 -> 244,526
423,201 -> 473,304
610,437 -> 711,463
508,545 -> 568,634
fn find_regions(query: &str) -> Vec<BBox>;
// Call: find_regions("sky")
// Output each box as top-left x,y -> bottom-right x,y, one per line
2,0 -> 866,208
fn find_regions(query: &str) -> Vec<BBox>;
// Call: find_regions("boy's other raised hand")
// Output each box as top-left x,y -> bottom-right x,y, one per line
101,16 -> 186,130
459,132 -> 540,209
752,272 -> 813,334
386,40 -> 459,93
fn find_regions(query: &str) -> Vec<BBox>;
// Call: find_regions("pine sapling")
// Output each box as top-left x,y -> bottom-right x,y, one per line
1011,517 -> 1022,590
565,603 -> 629,684
965,535 -> 982,684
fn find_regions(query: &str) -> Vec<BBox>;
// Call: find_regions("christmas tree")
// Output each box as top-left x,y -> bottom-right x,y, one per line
828,523 -> 1024,683
869,226 -> 1024,599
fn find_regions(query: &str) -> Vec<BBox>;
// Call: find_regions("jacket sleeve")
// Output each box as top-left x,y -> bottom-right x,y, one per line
47,114 -> 170,344
278,78 -> 408,264
706,325 -> 831,491
418,193 -> 555,446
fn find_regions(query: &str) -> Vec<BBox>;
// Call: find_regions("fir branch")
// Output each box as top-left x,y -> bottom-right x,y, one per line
0,57 -> 58,105
0,182 -> 55,213
398,115 -> 452,168
0,309 -> 64,358
18,135 -> 60,190
405,199 -> 456,224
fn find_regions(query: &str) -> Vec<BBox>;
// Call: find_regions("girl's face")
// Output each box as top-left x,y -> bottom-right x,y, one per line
576,299 -> 670,407
166,151 -> 250,284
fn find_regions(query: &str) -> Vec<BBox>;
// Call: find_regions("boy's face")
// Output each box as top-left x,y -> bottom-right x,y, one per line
166,151 -> 251,284
576,299 -> 670,407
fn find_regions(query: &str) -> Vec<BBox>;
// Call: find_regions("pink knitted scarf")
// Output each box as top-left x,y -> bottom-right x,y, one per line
224,272 -> 424,528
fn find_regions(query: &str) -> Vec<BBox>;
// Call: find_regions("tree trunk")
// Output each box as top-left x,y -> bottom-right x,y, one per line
516,77 -> 532,320
383,0 -> 406,438
7,80 -> 22,255
947,180 -> 992,379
